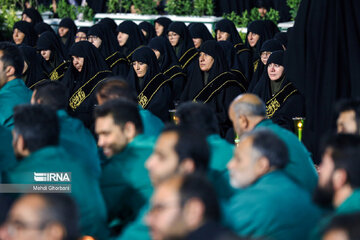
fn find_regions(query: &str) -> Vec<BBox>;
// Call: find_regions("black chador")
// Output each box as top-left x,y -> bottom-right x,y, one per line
37,31 -> 69,82
88,23 -> 128,78
58,18 -> 77,55
181,40 -> 247,137
188,23 -> 214,49
34,22 -> 55,36
167,22 -> 199,76
252,51 -> 304,132
215,19 -> 251,80
18,45 -> 47,89
148,37 -> 186,103
63,41 -> 112,129
139,21 -> 156,44
126,46 -> 172,122
22,8 -> 43,27
99,18 -> 117,36
13,21 -> 38,47
154,17 -> 172,37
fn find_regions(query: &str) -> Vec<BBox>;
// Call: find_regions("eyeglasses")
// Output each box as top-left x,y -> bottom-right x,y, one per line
261,51 -> 272,58
87,36 -> 99,41
75,36 -> 87,41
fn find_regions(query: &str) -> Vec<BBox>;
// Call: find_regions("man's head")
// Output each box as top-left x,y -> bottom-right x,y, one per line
0,42 -> 24,88
12,105 -> 59,159
227,129 -> 289,188
94,99 -> 143,158
31,81 -> 68,111
1,193 -> 79,240
322,213 -> 360,240
145,174 -> 220,240
229,94 -> 267,137
176,102 -> 219,136
335,99 -> 360,134
145,125 -> 209,187
314,134 -> 360,208
95,78 -> 137,106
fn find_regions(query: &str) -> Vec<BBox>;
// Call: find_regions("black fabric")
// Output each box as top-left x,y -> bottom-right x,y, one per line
214,0 -> 254,16
37,31 -> 67,77
88,23 -> 119,58
117,20 -> 145,57
154,17 -> 172,37
18,45 -> 47,89
215,19 -> 243,45
139,21 -> 156,44
127,46 -> 172,122
274,32 -> 288,49
285,0 -> 360,162
271,0 -> 291,22
99,18 -> 117,36
87,0 -> 107,13
58,18 -> 77,55
77,27 -> 89,35
167,22 -> 195,59
63,41 -> 111,129
189,23 -> 214,47
253,51 -> 304,131
34,22 -> 55,36
22,8 -> 43,26
13,21 -> 37,47
185,221 -> 239,240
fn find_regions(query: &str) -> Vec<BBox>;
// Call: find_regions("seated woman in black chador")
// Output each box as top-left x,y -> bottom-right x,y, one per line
188,23 -> 214,49
252,50 -> 305,131
117,20 -> 145,60
148,37 -> 186,104
88,23 -> 128,78
248,39 -> 283,92
37,31 -> 69,82
181,40 -> 247,136
245,20 -> 279,77
18,45 -> 47,89
126,46 -> 172,122
63,41 -> 112,129
58,18 -> 77,55
34,22 -> 55,36
167,22 -> 199,76
75,27 -> 89,43
99,18 -> 117,36
215,19 -> 251,80
22,8 -> 43,27
12,21 -> 37,47
154,17 -> 172,37
139,21 -> 156,44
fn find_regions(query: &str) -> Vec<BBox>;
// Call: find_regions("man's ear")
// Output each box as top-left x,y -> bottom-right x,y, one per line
44,223 -> 66,240
183,198 -> 205,230
333,169 -> 348,191
255,156 -> 270,176
179,158 -> 195,174
124,122 -> 137,140
5,65 -> 15,78
239,115 -> 249,129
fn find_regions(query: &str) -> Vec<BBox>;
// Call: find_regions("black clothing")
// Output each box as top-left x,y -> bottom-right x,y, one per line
87,0 -> 107,13
63,41 -> 112,129
214,0 -> 254,16
77,27 -> 89,35
117,20 -> 145,58
139,21 -> 156,44
189,23 -> 214,48
13,21 -> 37,47
22,8 -> 43,26
154,17 -> 172,37
271,0 -> 291,22
34,22 -> 55,36
58,18 -> 77,55
99,18 -> 117,36
185,222 -> 240,240
127,46 -> 172,122
274,32 -> 288,49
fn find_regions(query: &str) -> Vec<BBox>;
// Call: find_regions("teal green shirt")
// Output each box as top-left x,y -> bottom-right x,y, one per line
0,78 -> 32,128
255,119 -> 318,193
207,134 -> 234,172
140,108 -> 164,137
4,146 -> 109,240
0,125 -> 17,179
223,171 -> 321,240
100,134 -> 155,224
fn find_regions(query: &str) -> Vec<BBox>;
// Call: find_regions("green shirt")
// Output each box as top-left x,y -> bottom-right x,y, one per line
223,171 -> 321,240
207,134 -> 234,172
139,108 -> 164,137
4,146 -> 109,240
0,78 -> 32,128
0,125 -> 17,178
255,119 -> 318,193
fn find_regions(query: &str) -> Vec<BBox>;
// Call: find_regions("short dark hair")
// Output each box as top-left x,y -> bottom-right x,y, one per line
37,193 -> 80,240
322,212 -> 360,239
162,125 -> 209,172
13,104 -> 59,152
176,102 -> 219,136
322,134 -> 360,188
244,129 -> 289,169
33,80 -> 68,110
95,77 -> 137,103
0,42 -> 24,78
179,174 -> 221,222
94,99 -> 143,134
335,98 -> 360,133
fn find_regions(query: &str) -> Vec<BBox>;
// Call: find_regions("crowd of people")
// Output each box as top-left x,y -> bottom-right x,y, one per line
0,1 -> 360,240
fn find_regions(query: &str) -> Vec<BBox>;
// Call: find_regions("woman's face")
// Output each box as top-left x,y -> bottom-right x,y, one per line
247,32 -> 260,47
199,52 -> 214,72
40,50 -> 51,61
72,56 -> 85,72
75,32 -> 87,42
22,13 -> 32,23
155,23 -> 164,37
261,51 -> 271,65
132,61 -> 148,78
168,31 -> 180,47
13,28 -> 25,45
267,63 -> 284,81
88,35 -> 102,48
192,38 -> 202,49
117,32 -> 129,47
58,27 -> 69,38
216,30 -> 230,41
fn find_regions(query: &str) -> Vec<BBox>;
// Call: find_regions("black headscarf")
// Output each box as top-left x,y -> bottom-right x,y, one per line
245,20 -> 280,54
34,22 -> 55,36
13,21 -> 38,47
218,40 -> 241,71
139,21 -> 156,44
77,27 -> 89,35
37,31 -> 67,74
215,19 -> 243,45
88,23 -> 119,58
148,36 -> 180,72
214,0 -> 253,16
99,18 -> 117,36
58,18 -> 77,54
22,8 -> 43,26
167,22 -> 195,59
274,32 -> 288,49
154,17 -> 172,37
189,23 -> 214,49
18,45 -> 47,88
117,20 -> 145,57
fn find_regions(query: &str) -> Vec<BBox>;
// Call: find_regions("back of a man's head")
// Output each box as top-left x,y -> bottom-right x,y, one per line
322,212 -> 360,240
0,42 -> 24,79
230,94 -> 267,118
176,102 -> 219,136
13,104 -> 59,153
335,98 -> 360,134
96,78 -> 137,105
33,80 -> 68,110
94,99 -> 143,134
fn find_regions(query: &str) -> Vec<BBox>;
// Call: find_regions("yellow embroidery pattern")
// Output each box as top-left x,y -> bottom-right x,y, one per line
138,93 -> 148,108
266,99 -> 281,118
50,70 -> 58,81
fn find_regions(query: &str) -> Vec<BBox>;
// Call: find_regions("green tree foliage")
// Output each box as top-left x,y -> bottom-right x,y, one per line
287,0 -> 301,20
108,0 -> 157,14
193,0 -> 213,16
165,0 -> 192,16
56,0 -> 77,19
224,8 -> 280,27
